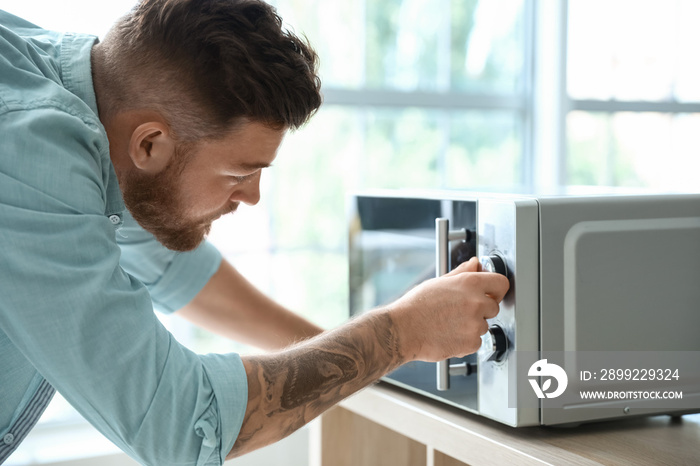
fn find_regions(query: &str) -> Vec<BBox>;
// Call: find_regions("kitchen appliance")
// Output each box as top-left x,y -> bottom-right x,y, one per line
348,190 -> 700,426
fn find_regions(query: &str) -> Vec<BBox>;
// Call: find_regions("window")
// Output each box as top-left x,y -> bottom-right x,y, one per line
566,0 -> 700,191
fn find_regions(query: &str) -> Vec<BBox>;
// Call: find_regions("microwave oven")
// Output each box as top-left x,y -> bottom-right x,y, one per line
348,190 -> 700,426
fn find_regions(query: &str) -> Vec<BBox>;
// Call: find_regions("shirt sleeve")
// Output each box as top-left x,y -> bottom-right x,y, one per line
116,209 -> 223,314
0,106 -> 245,465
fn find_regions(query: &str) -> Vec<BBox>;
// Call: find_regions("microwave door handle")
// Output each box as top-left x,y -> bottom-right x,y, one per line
436,218 -> 450,391
435,218 -> 468,391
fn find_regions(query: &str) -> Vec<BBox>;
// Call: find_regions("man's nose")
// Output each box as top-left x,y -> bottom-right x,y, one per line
231,171 -> 261,206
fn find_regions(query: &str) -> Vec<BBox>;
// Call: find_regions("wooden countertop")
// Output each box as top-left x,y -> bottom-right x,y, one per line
336,382 -> 700,466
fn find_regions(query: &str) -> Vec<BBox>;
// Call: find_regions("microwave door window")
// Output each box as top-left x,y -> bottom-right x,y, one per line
353,229 -> 434,312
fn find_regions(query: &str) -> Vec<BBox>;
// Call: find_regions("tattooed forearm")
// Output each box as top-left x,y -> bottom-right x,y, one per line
228,255 -> 511,457
228,310 -> 405,458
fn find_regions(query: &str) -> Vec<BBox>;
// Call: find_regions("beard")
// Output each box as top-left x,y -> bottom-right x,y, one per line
118,148 -> 236,252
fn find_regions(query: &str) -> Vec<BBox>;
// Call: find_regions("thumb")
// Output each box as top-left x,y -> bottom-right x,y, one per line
445,256 -> 481,276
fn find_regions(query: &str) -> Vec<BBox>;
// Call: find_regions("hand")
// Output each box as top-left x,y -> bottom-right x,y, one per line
230,258 -> 509,458
387,257 -> 510,362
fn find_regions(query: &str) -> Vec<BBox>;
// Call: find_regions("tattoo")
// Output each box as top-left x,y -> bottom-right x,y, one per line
229,311 -> 404,457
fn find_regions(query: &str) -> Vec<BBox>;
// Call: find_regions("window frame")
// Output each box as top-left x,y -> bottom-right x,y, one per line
319,0 -> 537,190
553,0 -> 700,189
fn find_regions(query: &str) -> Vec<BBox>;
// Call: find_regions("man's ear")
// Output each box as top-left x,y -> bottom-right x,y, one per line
128,121 -> 176,173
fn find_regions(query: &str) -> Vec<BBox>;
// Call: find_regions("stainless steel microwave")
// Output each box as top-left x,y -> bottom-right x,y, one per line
348,190 -> 700,426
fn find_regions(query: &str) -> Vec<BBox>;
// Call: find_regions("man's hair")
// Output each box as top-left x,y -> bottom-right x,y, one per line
99,0 -> 322,141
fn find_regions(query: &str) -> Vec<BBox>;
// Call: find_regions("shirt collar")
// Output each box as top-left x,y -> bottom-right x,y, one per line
60,32 -> 125,217
60,32 -> 100,117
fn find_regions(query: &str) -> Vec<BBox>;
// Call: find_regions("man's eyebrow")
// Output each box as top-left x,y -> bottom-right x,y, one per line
237,162 -> 273,171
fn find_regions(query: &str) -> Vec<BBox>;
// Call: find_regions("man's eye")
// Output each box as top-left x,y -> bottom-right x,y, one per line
231,174 -> 251,183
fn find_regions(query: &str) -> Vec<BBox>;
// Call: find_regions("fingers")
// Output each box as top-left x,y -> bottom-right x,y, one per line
479,317 -> 490,336
458,320 -> 490,357
480,295 -> 500,319
445,256 -> 480,275
448,257 -> 511,302
478,273 -> 510,303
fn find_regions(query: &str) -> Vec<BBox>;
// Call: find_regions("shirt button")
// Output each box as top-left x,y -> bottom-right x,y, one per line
3,433 -> 14,445
108,214 -> 121,225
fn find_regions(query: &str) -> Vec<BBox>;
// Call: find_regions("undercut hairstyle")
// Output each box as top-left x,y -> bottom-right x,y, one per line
98,0 -> 322,141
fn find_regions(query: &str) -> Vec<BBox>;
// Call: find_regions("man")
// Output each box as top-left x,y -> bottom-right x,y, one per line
0,0 -> 509,464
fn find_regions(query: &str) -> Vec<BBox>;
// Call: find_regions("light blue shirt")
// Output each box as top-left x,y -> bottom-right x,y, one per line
0,10 -> 247,465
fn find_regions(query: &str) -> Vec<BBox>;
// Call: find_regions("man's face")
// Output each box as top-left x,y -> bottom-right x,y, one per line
119,121 -> 285,251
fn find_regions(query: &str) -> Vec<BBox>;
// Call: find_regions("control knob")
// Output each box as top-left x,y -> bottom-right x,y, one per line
479,254 -> 508,278
478,325 -> 508,362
